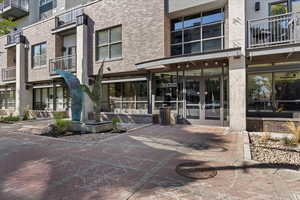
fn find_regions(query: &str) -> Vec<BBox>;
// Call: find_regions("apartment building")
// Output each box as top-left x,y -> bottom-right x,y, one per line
0,0 -> 300,132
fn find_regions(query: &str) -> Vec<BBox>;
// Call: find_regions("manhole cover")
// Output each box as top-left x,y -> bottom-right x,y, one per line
176,162 -> 217,179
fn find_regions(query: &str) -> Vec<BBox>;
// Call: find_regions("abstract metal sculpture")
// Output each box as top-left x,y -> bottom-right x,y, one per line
55,69 -> 83,122
80,60 -> 104,122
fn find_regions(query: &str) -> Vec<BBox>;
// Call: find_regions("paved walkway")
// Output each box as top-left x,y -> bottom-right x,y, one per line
0,124 -> 299,200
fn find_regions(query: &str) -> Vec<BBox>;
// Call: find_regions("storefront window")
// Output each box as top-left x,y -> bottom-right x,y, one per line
152,71 -> 184,115
104,81 -> 148,113
248,73 -> 273,112
248,71 -> 300,117
274,71 -> 300,112
0,90 -> 15,109
33,87 -> 69,111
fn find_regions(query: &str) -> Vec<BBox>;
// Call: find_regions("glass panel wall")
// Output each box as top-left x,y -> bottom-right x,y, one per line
248,70 -> 300,117
102,81 -> 148,114
33,87 -> 69,111
171,8 -> 224,56
0,90 -> 15,109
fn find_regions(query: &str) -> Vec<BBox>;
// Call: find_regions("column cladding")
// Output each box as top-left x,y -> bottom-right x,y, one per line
15,43 -> 32,117
228,0 -> 247,131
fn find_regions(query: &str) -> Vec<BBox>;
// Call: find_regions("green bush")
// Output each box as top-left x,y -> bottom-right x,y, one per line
112,117 -> 120,130
53,112 -> 71,135
1,115 -> 20,122
55,119 -> 71,134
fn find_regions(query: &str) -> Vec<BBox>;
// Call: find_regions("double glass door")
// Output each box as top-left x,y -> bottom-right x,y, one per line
186,76 -> 222,125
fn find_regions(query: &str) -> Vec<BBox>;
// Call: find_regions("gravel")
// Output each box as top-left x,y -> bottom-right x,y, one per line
250,135 -> 300,166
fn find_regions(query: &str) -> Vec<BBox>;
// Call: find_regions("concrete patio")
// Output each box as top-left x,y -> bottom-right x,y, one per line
0,124 -> 299,200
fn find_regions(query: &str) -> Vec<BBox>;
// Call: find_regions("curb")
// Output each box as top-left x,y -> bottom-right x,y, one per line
243,131 -> 252,161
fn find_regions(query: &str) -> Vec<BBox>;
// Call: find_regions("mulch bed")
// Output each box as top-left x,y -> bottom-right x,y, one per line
250,135 -> 300,166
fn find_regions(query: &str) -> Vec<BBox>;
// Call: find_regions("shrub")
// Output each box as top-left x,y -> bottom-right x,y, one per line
52,112 -> 71,135
2,115 -> 20,122
285,121 -> 300,144
112,117 -> 120,131
281,137 -> 296,147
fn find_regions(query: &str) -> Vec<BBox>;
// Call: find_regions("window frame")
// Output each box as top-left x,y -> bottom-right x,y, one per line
95,25 -> 122,61
170,8 -> 225,56
32,42 -> 47,69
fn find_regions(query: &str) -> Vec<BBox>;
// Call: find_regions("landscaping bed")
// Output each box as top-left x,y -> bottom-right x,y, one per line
41,123 -> 146,143
250,134 -> 300,166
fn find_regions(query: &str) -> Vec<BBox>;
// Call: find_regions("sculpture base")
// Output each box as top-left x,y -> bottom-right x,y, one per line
68,121 -> 113,133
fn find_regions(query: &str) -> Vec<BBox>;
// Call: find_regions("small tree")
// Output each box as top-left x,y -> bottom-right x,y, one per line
0,0 -> 18,36
80,60 -> 104,122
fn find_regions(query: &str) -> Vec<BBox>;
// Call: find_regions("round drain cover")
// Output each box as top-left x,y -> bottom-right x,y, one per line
176,162 -> 217,179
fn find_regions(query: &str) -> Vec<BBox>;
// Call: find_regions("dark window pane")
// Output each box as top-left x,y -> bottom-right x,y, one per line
275,72 -> 300,111
203,39 -> 222,52
97,46 -> 109,60
171,31 -> 182,44
97,30 -> 109,46
202,9 -> 224,24
184,14 -> 201,28
171,18 -> 183,31
202,23 -> 222,39
171,45 -> 182,56
110,43 -> 122,58
184,42 -> 201,54
110,26 -> 122,43
184,27 -> 200,42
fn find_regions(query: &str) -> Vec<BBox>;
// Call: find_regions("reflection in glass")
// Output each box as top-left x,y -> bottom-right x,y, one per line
247,73 -> 273,112
183,14 -> 201,28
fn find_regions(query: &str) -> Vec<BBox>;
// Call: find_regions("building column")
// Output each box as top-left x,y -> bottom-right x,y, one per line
76,18 -> 92,122
228,0 -> 247,131
15,43 -> 32,117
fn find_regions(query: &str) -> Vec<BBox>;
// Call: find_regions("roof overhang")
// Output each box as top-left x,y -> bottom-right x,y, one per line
136,48 -> 242,69
248,43 -> 300,57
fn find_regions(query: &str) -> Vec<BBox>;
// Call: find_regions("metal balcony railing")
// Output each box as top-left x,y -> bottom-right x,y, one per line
248,12 -> 300,48
1,67 -> 16,82
49,54 -> 77,75
55,8 -> 83,29
0,0 -> 29,18
6,31 -> 23,46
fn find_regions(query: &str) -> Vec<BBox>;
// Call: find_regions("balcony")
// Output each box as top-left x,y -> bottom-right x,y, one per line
168,0 -> 226,15
0,0 -> 29,19
248,12 -> 300,49
49,55 -> 77,75
6,31 -> 25,47
1,67 -> 16,82
52,8 -> 86,33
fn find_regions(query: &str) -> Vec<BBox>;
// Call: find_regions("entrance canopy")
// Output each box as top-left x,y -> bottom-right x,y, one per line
135,48 -> 242,70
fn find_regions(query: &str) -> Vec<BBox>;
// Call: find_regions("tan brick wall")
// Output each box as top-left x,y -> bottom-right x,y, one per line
23,19 -> 56,82
84,0 -> 167,76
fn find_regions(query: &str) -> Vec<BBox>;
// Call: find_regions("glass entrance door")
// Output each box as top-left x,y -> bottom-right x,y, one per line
186,74 -> 222,125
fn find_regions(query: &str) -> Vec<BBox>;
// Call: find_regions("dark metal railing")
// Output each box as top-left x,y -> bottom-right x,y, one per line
55,8 -> 83,28
1,67 -> 16,82
248,12 -> 300,48
49,54 -> 77,75
6,31 -> 22,46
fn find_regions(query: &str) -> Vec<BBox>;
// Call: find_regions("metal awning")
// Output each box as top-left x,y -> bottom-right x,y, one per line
135,48 -> 242,69
102,77 -> 147,84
